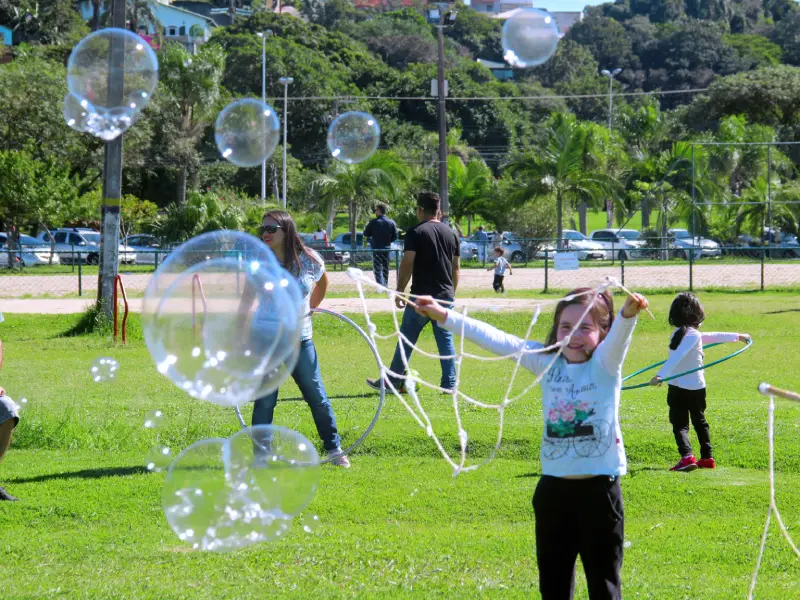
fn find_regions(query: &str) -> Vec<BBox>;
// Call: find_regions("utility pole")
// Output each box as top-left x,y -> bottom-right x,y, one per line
436,19 -> 448,223
97,0 -> 125,319
257,30 -> 273,206
279,76 -> 293,209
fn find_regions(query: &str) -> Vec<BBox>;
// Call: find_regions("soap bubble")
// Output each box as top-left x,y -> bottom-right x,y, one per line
142,231 -> 303,407
66,28 -> 159,139
162,429 -> 316,552
327,111 -> 381,164
144,410 -> 166,430
227,426 -> 320,518
145,444 -> 173,472
63,93 -> 94,132
502,8 -> 560,68
301,513 -> 320,534
91,357 -> 119,382
215,99 -> 281,167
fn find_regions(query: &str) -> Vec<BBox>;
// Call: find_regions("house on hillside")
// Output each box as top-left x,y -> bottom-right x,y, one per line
476,58 -> 514,81
76,1 -> 215,52
470,2 -> 584,36
0,25 -> 12,47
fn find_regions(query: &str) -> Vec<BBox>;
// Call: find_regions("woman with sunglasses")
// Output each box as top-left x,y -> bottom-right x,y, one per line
254,210 -> 350,468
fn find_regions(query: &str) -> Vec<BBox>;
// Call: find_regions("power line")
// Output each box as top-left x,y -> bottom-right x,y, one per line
258,87 -> 711,104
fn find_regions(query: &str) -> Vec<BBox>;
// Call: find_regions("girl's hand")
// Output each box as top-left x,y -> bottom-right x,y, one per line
739,334 -> 752,343
622,293 -> 649,318
650,376 -> 663,387
415,296 -> 447,323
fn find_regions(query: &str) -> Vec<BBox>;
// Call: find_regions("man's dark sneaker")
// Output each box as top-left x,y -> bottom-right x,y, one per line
366,378 -> 406,394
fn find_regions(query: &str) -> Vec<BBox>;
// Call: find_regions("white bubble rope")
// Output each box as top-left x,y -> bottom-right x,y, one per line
749,383 -> 800,600
347,268 -> 627,474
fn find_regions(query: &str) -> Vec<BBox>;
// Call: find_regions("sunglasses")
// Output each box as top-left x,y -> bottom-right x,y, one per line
260,224 -> 281,234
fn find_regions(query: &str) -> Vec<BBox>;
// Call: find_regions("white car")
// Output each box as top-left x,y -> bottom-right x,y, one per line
668,229 -> 721,259
561,230 -> 606,260
589,229 -> 647,260
0,234 -> 60,266
38,229 -> 137,265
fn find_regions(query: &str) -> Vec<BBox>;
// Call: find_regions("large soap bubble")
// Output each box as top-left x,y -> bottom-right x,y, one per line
162,426 -> 319,552
66,28 -> 159,140
63,93 -> 94,133
327,111 -> 381,164
502,8 -> 560,68
215,99 -> 281,167
142,231 -> 303,407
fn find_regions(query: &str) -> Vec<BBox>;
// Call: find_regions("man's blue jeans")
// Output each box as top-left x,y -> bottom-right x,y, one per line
389,301 -> 456,390
252,338 -> 341,451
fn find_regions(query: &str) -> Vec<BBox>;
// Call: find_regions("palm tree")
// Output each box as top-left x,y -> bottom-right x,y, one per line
158,42 -> 225,205
447,155 -> 493,235
102,0 -> 160,36
505,115 -> 615,247
309,151 -> 410,247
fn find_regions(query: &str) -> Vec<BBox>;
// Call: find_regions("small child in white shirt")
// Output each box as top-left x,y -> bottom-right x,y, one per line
650,292 -> 750,472
487,247 -> 512,293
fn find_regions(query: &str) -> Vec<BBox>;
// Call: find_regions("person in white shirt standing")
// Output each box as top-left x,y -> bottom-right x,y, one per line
487,246 -> 512,293
650,292 -> 750,472
414,287 -> 650,600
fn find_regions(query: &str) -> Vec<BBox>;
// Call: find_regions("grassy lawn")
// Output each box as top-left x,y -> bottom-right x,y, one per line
1,292 -> 799,598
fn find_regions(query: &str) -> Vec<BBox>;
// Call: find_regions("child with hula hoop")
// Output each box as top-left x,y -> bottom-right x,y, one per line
650,292 -> 750,472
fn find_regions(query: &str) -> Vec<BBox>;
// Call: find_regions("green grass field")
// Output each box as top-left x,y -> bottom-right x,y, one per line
1,292 -> 799,598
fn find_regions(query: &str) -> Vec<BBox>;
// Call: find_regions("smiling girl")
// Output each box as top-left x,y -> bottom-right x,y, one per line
414,288 -> 649,600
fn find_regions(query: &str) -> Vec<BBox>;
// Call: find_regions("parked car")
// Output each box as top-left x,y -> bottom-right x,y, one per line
561,230 -> 606,260
667,229 -> 721,259
302,234 -> 350,267
589,229 -> 647,260
331,233 -> 402,263
123,234 -> 166,265
0,233 -> 60,266
467,232 -> 526,262
37,228 -> 137,265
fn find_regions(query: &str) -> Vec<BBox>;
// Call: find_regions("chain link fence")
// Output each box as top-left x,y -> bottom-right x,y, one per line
0,242 -> 798,299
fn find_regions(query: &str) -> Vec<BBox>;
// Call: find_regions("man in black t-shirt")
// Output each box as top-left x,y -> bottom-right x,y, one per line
367,192 -> 460,393
363,203 -> 398,287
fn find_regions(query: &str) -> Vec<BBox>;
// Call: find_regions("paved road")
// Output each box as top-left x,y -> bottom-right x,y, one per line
0,262 -> 797,300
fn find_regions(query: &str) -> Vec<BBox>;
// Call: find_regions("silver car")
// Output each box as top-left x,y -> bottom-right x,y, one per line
38,229 -> 137,265
123,234 -> 165,265
0,234 -> 60,266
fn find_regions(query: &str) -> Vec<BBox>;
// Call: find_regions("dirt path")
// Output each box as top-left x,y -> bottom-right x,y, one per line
0,262 -> 797,302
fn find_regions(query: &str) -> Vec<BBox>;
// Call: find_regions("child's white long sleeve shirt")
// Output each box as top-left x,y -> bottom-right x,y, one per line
657,328 -> 741,390
442,310 -> 638,477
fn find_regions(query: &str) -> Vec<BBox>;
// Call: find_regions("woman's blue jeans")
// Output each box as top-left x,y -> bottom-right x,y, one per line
252,338 -> 341,452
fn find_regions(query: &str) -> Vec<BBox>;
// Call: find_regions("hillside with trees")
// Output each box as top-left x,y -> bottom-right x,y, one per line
1,0 -> 799,243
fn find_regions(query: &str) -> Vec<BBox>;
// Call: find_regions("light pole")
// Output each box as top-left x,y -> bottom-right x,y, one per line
601,68 -> 622,228
279,76 -> 293,209
600,68 -> 622,131
428,6 -> 457,223
257,30 -> 273,206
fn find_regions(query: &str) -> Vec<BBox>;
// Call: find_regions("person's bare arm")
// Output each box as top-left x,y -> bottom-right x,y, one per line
310,272 -> 328,310
397,251 -> 415,294
452,256 -> 461,293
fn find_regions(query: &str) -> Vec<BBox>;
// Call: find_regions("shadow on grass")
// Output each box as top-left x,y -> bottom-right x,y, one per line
10,465 -> 148,484
514,472 -> 542,479
764,308 -> 800,315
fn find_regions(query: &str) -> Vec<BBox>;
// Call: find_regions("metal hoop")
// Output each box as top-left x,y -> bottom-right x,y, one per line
622,340 -> 752,391
234,307 -> 386,465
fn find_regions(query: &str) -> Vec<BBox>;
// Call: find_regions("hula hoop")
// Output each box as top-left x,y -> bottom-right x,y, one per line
234,307 -> 386,465
622,339 -> 752,391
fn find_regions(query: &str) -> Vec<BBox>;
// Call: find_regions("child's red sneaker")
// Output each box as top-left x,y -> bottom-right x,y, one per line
697,458 -> 716,469
670,455 -> 698,472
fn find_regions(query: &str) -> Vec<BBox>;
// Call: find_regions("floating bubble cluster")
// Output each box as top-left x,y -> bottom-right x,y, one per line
502,8 -> 560,68
91,357 -> 119,383
162,426 -> 319,551
141,230 -> 303,407
215,99 -> 281,167
327,111 -> 381,164
65,28 -> 159,140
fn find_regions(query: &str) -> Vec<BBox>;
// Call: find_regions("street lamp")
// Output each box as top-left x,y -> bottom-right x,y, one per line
279,76 -> 293,209
600,68 -> 622,132
257,30 -> 273,205
427,6 -> 458,223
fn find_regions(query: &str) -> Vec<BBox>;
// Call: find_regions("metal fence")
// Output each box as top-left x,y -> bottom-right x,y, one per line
0,244 -> 798,299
